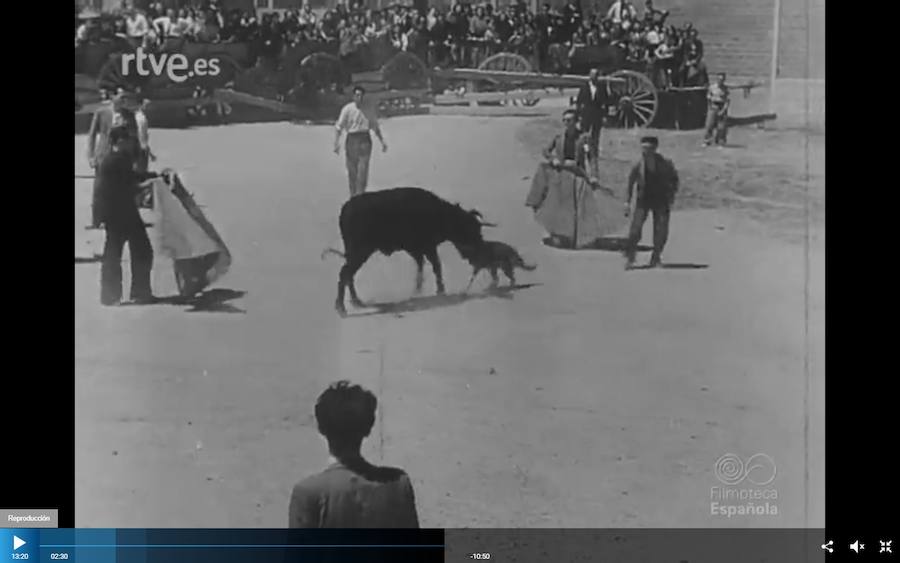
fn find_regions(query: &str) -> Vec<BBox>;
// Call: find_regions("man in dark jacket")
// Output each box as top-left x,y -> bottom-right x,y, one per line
575,67 -> 609,176
623,136 -> 679,269
289,381 -> 419,528
95,126 -> 157,305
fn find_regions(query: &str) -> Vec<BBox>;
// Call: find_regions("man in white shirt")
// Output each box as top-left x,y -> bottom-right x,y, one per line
126,10 -> 150,40
606,0 -> 636,24
133,98 -> 155,172
153,9 -> 177,39
704,73 -> 730,146
334,86 -> 388,198
75,17 -> 96,46
645,25 -> 661,49
299,4 -> 317,27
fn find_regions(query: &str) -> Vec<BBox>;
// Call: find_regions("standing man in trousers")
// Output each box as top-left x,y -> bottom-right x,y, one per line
334,86 -> 387,198
86,92 -> 124,228
575,68 -> 608,177
623,136 -> 679,269
703,72 -> 730,146
95,126 -> 157,306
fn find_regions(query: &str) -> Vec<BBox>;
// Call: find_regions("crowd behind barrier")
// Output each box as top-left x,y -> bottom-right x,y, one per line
75,0 -> 708,89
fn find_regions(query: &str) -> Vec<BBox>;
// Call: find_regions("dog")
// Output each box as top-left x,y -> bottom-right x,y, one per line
464,240 -> 536,292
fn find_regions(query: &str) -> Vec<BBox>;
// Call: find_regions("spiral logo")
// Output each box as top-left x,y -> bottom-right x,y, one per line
714,453 -> 745,485
744,453 -> 777,486
714,453 -> 776,486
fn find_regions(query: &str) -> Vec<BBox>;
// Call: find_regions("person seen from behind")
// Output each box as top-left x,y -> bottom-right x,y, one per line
289,381 -> 420,528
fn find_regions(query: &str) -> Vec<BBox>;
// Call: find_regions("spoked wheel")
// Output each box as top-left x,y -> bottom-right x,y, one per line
381,51 -> 429,90
475,52 -> 541,107
606,70 -> 658,128
295,53 -> 349,103
97,53 -> 150,93
188,53 -> 244,91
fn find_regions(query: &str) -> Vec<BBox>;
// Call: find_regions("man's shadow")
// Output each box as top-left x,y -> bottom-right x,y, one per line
156,288 -> 247,313
543,237 -> 708,268
75,256 -> 103,264
543,236 -> 653,253
345,283 -> 541,318
628,263 -> 709,270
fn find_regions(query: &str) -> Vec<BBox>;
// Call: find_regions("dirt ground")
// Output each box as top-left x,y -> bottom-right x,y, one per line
74,112 -> 824,529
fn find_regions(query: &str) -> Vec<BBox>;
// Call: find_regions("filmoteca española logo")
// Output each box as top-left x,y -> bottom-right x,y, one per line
714,453 -> 777,486
710,453 -> 778,518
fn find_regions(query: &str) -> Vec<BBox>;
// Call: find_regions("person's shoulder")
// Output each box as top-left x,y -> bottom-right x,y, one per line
290,470 -> 334,499
368,464 -> 411,484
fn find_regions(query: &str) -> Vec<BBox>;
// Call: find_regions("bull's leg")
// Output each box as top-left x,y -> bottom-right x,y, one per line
425,248 -> 445,295
489,267 -> 499,289
337,252 -> 370,315
335,273 -> 348,317
502,263 -> 516,287
465,267 -> 481,293
348,278 -> 365,308
411,252 -> 425,294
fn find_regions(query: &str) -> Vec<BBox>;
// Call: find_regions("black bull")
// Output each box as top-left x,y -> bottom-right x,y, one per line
322,187 -> 497,316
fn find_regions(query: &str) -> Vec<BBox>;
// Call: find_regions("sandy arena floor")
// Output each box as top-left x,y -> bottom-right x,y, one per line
74,114 -> 824,528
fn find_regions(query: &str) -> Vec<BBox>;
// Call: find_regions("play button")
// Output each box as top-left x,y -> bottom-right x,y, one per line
13,535 -> 25,550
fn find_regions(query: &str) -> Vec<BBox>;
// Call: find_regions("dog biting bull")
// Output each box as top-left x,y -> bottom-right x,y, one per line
322,187 -> 496,317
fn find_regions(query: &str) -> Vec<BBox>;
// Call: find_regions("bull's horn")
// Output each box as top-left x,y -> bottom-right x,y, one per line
480,221 -> 498,227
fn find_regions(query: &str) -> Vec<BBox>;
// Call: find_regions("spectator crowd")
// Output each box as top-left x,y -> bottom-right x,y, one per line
75,0 -> 707,87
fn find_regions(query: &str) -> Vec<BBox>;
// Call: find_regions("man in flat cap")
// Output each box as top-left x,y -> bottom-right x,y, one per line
623,136 -> 679,269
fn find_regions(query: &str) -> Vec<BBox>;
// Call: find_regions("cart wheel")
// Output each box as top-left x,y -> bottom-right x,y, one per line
174,269 -> 187,296
476,52 -> 540,107
98,53 -> 148,93
381,52 -> 429,90
190,53 -> 244,91
296,53 -> 349,99
607,70 -> 658,129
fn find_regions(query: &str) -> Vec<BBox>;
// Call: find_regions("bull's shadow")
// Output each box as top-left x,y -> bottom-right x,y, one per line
345,283 -> 541,318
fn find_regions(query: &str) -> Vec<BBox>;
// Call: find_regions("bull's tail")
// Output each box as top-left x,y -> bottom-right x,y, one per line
515,255 -> 537,271
321,247 -> 346,261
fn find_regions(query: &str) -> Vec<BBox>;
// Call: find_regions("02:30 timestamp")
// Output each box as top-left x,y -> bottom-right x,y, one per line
50,554 -> 70,560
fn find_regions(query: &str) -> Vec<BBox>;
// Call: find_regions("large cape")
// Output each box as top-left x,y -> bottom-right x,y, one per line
149,171 -> 231,297
525,162 -> 625,248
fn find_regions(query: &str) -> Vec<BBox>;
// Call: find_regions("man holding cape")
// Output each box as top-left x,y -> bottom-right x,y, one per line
525,109 -> 623,249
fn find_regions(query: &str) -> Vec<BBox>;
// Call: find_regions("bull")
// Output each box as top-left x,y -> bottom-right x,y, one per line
322,187 -> 496,317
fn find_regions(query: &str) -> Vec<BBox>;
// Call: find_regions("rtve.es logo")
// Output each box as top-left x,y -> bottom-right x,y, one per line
121,48 -> 221,84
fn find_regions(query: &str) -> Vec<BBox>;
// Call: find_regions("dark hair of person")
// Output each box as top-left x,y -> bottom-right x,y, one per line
315,381 -> 377,442
563,108 -> 577,118
353,85 -> 366,95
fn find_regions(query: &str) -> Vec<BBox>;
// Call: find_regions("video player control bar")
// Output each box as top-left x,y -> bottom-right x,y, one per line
1,509 -> 58,528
